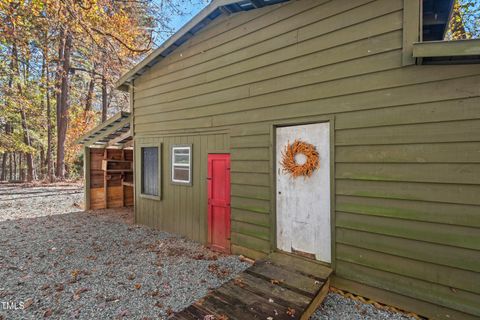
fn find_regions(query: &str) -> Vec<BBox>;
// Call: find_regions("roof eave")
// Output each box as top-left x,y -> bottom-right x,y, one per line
75,111 -> 131,146
115,0 -> 240,90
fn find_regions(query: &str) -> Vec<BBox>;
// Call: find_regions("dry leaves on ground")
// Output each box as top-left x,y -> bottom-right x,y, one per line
286,307 -> 296,317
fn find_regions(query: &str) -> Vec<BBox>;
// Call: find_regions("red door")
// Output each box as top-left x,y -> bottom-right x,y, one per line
207,154 -> 231,253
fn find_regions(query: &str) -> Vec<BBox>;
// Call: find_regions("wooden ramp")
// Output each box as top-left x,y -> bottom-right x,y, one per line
173,252 -> 332,320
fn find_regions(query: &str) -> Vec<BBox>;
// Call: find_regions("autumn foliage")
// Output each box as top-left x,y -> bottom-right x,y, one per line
0,0 -> 198,181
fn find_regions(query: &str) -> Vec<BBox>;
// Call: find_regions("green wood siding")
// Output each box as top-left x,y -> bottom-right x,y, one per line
134,133 -> 228,243
131,0 -> 480,318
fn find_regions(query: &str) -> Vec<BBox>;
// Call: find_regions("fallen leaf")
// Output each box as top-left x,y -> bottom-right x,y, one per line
134,283 -> 142,290
208,263 -> 219,273
194,298 -> 205,306
70,269 -> 80,283
23,298 -> 33,309
116,309 -> 129,318
149,290 -> 159,297
286,307 -> 296,317
43,309 -> 53,317
73,287 -> 88,300
105,295 -> 119,302
270,279 -> 282,285
193,253 -> 205,260
233,278 -> 245,288
218,315 -> 229,320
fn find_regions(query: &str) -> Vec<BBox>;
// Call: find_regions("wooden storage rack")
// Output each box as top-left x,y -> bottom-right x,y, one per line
89,148 -> 134,210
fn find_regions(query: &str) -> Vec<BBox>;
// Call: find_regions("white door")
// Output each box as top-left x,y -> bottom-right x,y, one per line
276,123 -> 331,263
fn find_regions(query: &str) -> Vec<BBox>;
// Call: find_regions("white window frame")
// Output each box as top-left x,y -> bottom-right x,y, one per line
171,144 -> 192,186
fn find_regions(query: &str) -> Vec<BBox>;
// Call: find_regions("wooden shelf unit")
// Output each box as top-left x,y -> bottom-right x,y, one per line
101,159 -> 133,171
88,148 -> 134,210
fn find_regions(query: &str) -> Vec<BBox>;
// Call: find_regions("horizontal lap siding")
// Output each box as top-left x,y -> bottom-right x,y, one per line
132,0 -> 480,318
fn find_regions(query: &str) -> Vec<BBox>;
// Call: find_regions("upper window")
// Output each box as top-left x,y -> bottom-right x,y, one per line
423,0 -> 480,41
141,146 -> 160,197
171,145 -> 192,185
404,0 -> 480,63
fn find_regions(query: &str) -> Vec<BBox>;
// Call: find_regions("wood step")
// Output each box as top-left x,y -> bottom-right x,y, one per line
173,252 -> 332,320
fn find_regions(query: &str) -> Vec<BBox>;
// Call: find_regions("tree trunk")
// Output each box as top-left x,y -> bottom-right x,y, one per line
4,45 -> 15,182
13,153 -> 16,181
12,44 -> 34,182
55,30 -> 64,178
42,43 -> 53,182
1,123 -> 11,181
9,153 -> 13,181
56,30 -> 72,179
101,75 -> 107,122
1,153 -> 6,181
19,153 -> 23,182
85,72 -> 95,113
40,146 -> 45,179
19,109 -> 34,181
46,53 -> 53,182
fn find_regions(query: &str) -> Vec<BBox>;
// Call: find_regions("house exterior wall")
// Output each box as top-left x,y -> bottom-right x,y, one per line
131,0 -> 480,318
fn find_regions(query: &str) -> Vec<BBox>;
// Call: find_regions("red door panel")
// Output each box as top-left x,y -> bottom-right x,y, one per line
208,154 -> 231,253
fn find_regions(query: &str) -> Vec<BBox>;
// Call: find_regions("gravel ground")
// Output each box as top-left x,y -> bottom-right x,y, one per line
0,184 -> 249,319
0,183 -> 84,220
0,183 -> 416,320
312,293 -> 416,320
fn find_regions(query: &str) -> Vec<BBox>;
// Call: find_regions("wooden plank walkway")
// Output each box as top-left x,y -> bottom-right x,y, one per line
173,252 -> 332,320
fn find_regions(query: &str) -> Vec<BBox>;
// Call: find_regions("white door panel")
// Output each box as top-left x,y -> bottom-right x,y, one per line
276,123 -> 331,263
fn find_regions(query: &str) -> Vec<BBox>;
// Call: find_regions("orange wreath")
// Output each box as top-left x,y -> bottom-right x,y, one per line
281,140 -> 320,178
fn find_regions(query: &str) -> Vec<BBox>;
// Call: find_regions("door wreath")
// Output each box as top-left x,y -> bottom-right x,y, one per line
281,139 -> 320,178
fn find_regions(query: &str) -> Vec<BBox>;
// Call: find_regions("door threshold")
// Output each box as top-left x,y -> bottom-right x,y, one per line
275,250 -> 332,268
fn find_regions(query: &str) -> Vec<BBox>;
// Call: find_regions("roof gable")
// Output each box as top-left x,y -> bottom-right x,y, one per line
115,0 -> 289,91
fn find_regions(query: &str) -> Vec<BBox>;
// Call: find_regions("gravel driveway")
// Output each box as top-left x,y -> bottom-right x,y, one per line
0,183 -> 249,319
0,183 -> 415,320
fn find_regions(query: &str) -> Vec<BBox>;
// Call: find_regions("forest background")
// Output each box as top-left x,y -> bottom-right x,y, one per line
0,0 -> 204,182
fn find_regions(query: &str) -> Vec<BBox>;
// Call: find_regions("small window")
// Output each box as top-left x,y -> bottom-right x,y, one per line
423,0 -> 479,41
141,146 -> 160,197
405,0 -> 480,63
171,145 -> 192,185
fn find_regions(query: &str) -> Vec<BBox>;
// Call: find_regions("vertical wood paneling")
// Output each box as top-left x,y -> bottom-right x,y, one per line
135,133 -> 227,243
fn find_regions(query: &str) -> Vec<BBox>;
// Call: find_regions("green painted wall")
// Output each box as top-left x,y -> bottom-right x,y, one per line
134,133 -> 229,243
131,0 -> 480,318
